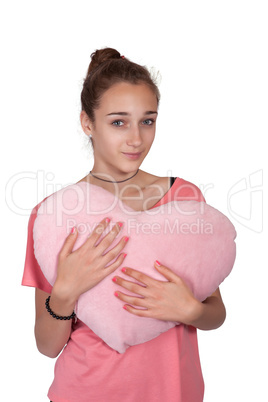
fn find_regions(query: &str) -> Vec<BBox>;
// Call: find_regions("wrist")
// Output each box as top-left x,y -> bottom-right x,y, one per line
187,294 -> 226,330
45,296 -> 76,320
185,299 -> 204,327
50,286 -> 77,317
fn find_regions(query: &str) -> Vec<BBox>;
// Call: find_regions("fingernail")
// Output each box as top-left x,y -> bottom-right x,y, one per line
118,222 -> 123,228
112,277 -> 117,282
105,218 -> 111,223
155,260 -> 161,266
114,292 -> 119,297
70,227 -> 76,234
123,253 -> 127,259
122,267 -> 126,273
124,236 -> 129,242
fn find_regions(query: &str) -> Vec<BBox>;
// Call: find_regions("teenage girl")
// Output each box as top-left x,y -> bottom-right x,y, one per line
22,48 -> 226,402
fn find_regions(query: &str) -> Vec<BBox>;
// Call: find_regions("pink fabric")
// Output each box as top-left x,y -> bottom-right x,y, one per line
22,178 -> 206,402
22,200 -> 52,294
33,182 -> 236,353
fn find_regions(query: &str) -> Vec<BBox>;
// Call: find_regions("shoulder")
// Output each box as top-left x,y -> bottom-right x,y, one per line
139,171 -> 205,201
172,177 -> 205,202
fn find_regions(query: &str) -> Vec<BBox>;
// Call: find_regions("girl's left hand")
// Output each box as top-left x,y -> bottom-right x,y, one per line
112,261 -> 203,325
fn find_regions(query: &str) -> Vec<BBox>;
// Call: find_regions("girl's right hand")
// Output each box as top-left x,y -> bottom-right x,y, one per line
51,218 -> 128,307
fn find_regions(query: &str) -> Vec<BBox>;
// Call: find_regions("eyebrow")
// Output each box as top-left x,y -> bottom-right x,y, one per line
106,111 -> 158,116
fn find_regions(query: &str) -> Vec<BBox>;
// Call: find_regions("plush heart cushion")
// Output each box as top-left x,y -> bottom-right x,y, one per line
33,182 -> 236,353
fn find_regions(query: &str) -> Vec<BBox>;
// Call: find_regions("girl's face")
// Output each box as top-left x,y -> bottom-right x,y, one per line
81,82 -> 158,178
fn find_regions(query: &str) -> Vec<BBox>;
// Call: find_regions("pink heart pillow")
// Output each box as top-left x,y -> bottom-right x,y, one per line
33,182 -> 236,353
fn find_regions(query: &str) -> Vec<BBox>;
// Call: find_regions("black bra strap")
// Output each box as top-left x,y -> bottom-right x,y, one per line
169,176 -> 176,188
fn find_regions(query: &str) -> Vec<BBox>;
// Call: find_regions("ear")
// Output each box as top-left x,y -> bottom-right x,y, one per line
80,111 -> 94,137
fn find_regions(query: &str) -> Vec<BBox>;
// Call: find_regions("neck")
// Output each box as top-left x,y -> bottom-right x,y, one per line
89,168 -> 139,183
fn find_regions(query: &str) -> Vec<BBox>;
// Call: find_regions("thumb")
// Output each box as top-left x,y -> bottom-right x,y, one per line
154,260 -> 178,282
59,227 -> 78,259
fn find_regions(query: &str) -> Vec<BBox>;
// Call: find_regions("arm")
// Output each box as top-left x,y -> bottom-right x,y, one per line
34,218 -> 128,358
35,288 -> 75,358
189,287 -> 226,330
113,261 -> 226,331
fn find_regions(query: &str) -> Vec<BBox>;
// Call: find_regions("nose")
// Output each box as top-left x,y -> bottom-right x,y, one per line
126,124 -> 142,147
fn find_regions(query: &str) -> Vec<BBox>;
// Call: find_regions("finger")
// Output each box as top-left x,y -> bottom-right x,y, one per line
123,304 -> 151,318
114,291 -> 146,307
100,236 -> 128,269
83,217 -> 113,249
154,261 -> 179,282
94,221 -> 124,253
58,226 -> 78,259
120,267 -> 157,287
100,252 -> 128,278
112,275 -> 147,296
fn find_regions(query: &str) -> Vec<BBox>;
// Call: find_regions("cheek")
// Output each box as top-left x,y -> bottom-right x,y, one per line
99,133 -> 122,154
144,130 -> 155,146
94,126 -> 119,148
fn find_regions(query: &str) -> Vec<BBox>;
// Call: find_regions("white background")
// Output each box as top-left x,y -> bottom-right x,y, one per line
1,1 -> 267,401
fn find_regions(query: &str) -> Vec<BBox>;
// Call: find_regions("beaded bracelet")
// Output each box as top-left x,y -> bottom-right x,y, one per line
45,296 -> 76,320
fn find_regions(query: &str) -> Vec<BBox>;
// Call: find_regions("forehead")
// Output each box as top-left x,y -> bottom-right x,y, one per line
98,82 -> 158,113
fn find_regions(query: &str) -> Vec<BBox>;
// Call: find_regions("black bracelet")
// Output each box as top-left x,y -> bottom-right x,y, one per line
45,296 -> 76,320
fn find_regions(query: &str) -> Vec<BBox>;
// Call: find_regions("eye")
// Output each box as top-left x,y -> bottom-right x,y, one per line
112,120 -> 124,127
142,119 -> 155,126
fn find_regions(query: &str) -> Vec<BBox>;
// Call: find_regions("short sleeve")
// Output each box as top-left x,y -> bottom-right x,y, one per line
172,178 -> 206,202
21,200 -> 52,293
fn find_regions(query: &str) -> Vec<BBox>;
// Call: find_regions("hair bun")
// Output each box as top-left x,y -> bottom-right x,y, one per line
87,48 -> 122,76
81,47 -> 160,124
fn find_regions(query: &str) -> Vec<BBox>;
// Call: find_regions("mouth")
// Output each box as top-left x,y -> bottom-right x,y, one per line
122,152 -> 142,160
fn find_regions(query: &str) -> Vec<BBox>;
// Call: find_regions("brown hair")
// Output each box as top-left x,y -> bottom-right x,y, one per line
81,47 -> 160,122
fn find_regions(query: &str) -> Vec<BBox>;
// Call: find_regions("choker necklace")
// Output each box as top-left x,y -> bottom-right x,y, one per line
89,169 -> 139,183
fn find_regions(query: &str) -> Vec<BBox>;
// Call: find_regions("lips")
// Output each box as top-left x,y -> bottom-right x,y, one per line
122,152 -> 142,160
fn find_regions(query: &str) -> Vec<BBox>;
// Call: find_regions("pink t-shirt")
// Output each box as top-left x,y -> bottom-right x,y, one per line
22,177 -> 205,402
